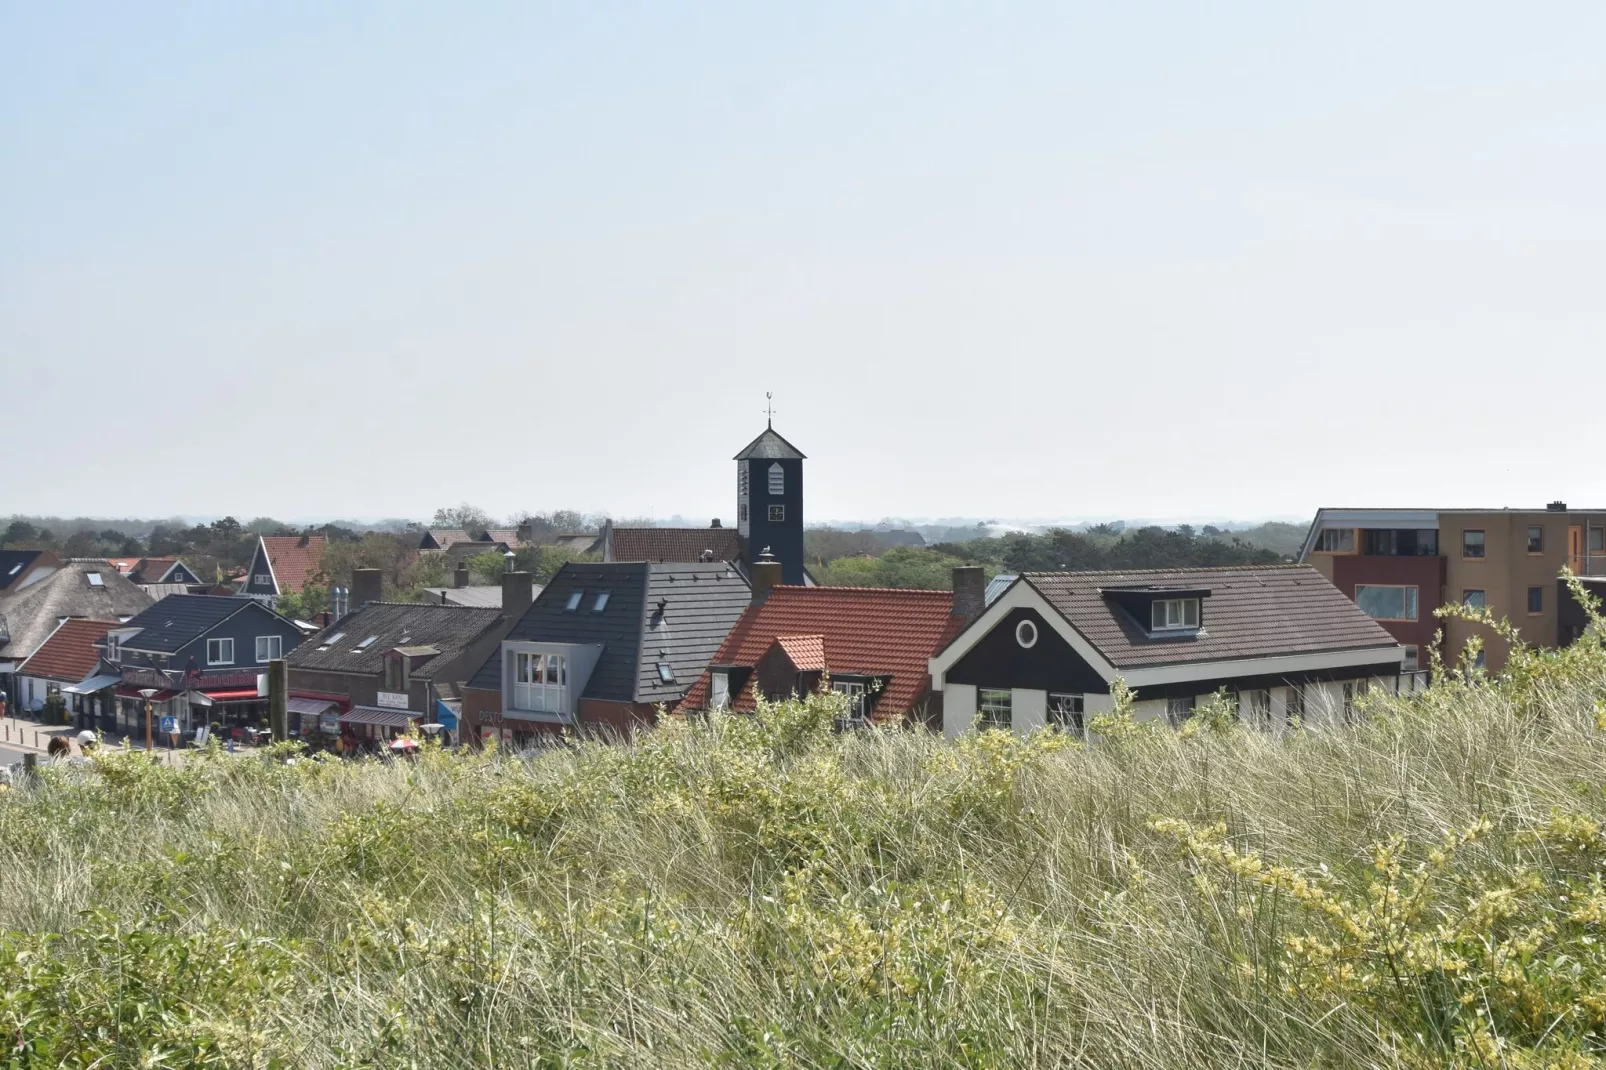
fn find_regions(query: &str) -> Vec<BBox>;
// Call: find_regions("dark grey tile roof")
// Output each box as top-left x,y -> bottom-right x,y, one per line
0,551 -> 45,592
636,563 -> 754,704
115,594 -> 263,655
1023,565 -> 1400,669
466,561 -> 750,704
733,426 -> 806,460
0,561 -> 153,658
288,602 -> 505,678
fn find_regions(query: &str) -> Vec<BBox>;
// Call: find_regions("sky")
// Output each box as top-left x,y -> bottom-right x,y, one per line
4,3 -> 1604,526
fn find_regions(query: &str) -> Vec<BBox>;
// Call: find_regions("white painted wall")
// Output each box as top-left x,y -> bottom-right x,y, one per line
944,683 -> 976,740
1011,688 -> 1046,735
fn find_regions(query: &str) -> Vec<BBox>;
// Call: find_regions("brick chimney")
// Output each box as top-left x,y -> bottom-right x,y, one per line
751,547 -> 783,605
454,562 -> 470,589
351,567 -> 384,609
952,566 -> 986,620
502,570 -> 534,620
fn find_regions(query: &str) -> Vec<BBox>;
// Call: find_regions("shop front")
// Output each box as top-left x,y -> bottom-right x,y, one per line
117,666 -> 269,742
338,706 -> 418,756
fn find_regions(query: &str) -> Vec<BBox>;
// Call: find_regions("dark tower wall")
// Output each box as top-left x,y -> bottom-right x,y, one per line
743,456 -> 804,584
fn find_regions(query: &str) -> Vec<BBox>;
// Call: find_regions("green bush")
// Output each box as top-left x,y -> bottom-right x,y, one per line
4,585 -> 1606,1065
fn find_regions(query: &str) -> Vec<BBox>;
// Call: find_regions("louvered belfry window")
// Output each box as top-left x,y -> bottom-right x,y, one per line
768,463 -> 784,496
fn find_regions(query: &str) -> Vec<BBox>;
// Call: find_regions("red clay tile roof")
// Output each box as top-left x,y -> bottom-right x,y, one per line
774,635 -> 826,671
611,527 -> 742,564
261,536 -> 328,593
17,618 -> 117,683
681,586 -> 964,718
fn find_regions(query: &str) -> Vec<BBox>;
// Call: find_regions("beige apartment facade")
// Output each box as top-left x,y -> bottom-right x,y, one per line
1301,505 -> 1606,676
1440,509 -> 1606,671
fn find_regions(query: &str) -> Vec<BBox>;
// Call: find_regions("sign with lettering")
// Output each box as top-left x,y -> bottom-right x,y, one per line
376,691 -> 410,709
120,667 -> 261,690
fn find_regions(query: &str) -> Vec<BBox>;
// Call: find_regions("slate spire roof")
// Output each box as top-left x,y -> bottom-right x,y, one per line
733,426 -> 806,460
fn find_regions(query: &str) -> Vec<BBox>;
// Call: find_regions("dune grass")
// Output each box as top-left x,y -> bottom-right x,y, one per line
5,610 -> 1606,1066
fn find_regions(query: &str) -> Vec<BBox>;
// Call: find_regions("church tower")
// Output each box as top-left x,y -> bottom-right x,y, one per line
735,419 -> 806,585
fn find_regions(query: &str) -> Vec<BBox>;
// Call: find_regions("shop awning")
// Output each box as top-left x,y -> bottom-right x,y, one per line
116,687 -> 176,701
200,688 -> 259,701
62,673 -> 120,695
340,707 -> 415,729
288,697 -> 337,716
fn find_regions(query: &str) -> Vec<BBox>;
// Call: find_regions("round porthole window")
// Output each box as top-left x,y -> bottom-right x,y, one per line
1015,619 -> 1038,649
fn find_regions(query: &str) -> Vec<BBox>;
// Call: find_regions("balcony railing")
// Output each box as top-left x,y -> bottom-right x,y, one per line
1568,555 -> 1606,577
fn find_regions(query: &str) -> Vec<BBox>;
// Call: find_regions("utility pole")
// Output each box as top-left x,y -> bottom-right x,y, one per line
268,659 -> 288,743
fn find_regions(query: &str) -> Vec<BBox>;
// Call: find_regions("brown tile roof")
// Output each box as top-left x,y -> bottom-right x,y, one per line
1020,565 -> 1399,669
424,529 -> 472,550
774,635 -> 826,671
483,529 -> 525,549
261,536 -> 328,593
17,618 -> 117,682
611,527 -> 742,564
681,586 -> 964,718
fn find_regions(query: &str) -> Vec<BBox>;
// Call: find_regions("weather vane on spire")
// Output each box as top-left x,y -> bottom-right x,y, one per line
765,391 -> 775,429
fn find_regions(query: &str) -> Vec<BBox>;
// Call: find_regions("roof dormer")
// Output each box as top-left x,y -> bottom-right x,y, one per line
1100,584 -> 1211,639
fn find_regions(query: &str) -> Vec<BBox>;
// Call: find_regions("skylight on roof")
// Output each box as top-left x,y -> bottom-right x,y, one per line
355,636 -> 378,650
565,590 -> 584,612
7,564 -> 20,576
87,572 -> 104,587
656,660 -> 675,684
593,590 -> 611,612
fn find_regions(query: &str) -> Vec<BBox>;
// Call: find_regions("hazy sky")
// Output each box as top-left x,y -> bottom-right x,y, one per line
4,3 -> 1603,526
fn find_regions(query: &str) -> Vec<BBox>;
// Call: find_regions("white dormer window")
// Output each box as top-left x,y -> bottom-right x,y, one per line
106,636 -> 120,662
768,463 -> 784,496
254,574 -> 272,586
1151,598 -> 1200,631
710,671 -> 730,709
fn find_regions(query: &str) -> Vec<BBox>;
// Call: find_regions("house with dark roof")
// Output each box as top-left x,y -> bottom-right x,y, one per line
460,560 -> 751,745
126,558 -> 202,587
679,562 -> 979,725
241,535 -> 329,602
96,594 -> 306,738
0,560 -> 152,713
0,550 -> 61,595
927,566 -> 1406,738
287,601 -> 509,747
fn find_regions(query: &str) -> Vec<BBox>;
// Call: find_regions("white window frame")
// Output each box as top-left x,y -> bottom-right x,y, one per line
1354,584 -> 1419,621
710,671 -> 730,709
1166,696 -> 1195,726
1048,693 -> 1083,734
768,462 -> 784,496
107,635 -> 120,663
1317,529 -> 1355,553
255,635 -> 282,662
1151,598 -> 1200,631
207,638 -> 234,665
1015,619 -> 1038,648
513,651 -> 568,713
978,688 -> 1012,732
254,573 -> 272,587
832,679 -> 868,721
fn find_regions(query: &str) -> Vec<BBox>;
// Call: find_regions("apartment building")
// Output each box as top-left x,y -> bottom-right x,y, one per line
1299,503 -> 1606,674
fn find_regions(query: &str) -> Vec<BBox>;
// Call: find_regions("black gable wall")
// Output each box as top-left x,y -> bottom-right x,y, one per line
946,608 -> 1108,695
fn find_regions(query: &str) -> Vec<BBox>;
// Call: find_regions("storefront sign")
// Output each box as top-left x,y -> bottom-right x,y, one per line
120,667 -> 261,690
376,691 -> 410,709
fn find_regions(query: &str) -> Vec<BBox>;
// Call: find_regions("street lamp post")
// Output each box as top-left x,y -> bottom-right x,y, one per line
138,687 -> 158,754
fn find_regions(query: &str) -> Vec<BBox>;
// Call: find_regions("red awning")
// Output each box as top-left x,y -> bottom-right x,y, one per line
116,687 -> 176,701
200,689 -> 260,701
